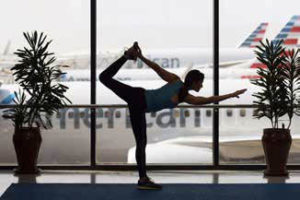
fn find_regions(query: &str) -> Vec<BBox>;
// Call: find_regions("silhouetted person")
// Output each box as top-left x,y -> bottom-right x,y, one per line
99,42 -> 247,190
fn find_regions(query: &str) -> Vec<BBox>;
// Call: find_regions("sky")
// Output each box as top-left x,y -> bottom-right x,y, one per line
0,0 -> 299,54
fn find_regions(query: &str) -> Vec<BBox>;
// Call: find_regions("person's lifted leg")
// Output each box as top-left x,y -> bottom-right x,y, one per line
99,44 -> 139,103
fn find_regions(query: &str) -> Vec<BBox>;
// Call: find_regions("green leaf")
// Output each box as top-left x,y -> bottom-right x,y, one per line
7,31 -> 72,128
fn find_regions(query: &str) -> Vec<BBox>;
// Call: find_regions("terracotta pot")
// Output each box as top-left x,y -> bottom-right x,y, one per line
262,128 -> 291,176
13,127 -> 42,174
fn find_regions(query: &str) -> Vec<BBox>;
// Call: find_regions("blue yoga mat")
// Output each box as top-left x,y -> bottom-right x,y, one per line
1,183 -> 300,200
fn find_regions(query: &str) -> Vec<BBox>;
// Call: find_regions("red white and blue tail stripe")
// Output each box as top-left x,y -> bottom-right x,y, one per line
239,23 -> 268,48
272,15 -> 300,48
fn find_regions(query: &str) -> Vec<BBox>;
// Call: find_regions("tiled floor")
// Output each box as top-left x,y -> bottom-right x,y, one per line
1,170 -> 300,196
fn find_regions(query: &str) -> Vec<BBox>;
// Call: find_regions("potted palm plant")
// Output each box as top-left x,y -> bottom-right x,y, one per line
251,39 -> 300,176
2,31 -> 71,174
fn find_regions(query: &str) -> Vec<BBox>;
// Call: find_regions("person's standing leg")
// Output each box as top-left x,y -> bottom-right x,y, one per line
129,106 -> 162,190
128,106 -> 147,179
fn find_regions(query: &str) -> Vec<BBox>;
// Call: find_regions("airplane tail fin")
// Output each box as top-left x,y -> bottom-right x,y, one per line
239,23 -> 268,48
272,15 -> 300,48
3,40 -> 11,55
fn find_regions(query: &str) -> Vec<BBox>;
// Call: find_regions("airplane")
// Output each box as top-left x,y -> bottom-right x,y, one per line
5,21 -> 263,76
0,21 -> 278,85
0,41 -> 17,68
240,15 -> 300,70
0,17 -> 298,164
25,17 -> 300,84
48,15 -> 300,83
55,22 -> 268,71
1,76 -> 300,164
57,63 -> 259,82
1,15 -> 299,83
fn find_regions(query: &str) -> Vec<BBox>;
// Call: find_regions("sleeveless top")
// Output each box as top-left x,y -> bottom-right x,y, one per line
144,80 -> 184,112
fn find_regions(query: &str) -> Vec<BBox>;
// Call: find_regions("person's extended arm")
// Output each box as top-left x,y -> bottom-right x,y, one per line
184,89 -> 247,105
138,54 -> 180,83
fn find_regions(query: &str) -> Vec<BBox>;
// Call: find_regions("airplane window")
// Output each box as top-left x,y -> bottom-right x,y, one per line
80,111 -> 85,118
226,109 -> 233,117
97,110 -> 104,117
126,109 -> 130,117
253,109 -> 259,116
151,112 -> 156,117
184,110 -> 190,117
240,109 -> 246,117
68,112 -> 74,118
104,111 -> 110,118
195,110 -> 200,117
174,110 -> 180,117
206,110 -> 211,117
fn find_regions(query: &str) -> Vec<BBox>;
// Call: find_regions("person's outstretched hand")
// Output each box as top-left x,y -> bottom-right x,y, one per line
232,88 -> 247,98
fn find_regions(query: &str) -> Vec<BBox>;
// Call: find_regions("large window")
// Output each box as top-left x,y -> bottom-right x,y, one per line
0,0 -> 90,165
1,0 -> 300,167
220,0 -> 300,164
96,0 -> 213,164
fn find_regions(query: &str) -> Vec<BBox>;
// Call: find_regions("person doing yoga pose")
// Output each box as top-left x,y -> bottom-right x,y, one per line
99,42 -> 247,190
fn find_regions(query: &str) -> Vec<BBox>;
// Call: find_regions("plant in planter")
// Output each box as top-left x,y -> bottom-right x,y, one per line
2,31 -> 71,174
251,39 -> 300,176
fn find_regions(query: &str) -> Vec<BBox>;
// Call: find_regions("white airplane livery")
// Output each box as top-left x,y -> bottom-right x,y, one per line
0,21 -> 270,84
58,64 -> 259,82
0,22 -> 267,74
121,22 -> 269,69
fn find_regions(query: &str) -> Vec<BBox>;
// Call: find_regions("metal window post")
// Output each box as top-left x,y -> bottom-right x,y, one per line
213,0 -> 220,166
90,0 -> 97,167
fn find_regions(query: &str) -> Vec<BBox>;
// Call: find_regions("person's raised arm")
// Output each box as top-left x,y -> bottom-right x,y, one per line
184,89 -> 247,105
136,44 -> 180,83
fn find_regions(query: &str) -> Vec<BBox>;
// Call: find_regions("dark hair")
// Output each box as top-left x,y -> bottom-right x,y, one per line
178,70 -> 204,103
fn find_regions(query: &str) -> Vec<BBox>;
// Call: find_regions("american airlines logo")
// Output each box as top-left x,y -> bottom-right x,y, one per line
137,56 -> 180,68
55,107 -> 202,129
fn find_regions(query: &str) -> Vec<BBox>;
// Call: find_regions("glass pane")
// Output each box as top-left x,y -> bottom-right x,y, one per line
0,107 -> 91,165
96,107 -> 213,164
0,0 -> 90,165
0,115 -> 16,165
220,0 -> 300,164
0,0 -> 90,103
289,115 -> 300,164
38,107 -> 91,165
219,108 -> 265,164
97,0 -> 213,164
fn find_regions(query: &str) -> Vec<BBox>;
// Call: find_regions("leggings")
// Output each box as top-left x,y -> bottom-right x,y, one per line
99,56 -> 148,178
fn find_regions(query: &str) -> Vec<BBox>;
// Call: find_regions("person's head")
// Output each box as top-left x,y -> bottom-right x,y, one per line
184,70 -> 204,92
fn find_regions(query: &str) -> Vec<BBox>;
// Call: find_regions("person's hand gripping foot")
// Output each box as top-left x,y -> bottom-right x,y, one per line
124,42 -> 139,61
